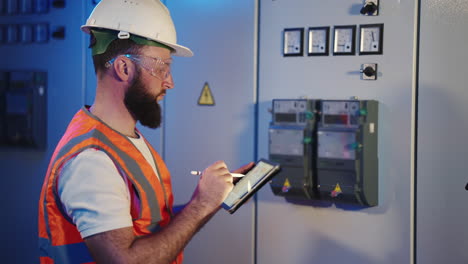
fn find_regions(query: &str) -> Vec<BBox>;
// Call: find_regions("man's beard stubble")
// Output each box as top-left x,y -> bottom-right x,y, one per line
124,69 -> 162,129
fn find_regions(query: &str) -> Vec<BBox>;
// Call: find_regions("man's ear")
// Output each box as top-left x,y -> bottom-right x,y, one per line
113,57 -> 136,82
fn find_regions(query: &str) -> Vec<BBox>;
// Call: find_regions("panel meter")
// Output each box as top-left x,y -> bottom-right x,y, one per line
269,99 -> 317,199
269,99 -> 379,207
317,100 -> 378,206
359,24 -> 384,55
308,27 -> 329,56
333,25 -> 356,55
283,28 -> 304,57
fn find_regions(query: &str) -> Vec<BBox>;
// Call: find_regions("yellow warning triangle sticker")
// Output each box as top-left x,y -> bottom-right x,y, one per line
284,178 -> 291,188
331,183 -> 342,198
334,183 -> 342,193
198,82 -> 215,106
282,178 -> 291,193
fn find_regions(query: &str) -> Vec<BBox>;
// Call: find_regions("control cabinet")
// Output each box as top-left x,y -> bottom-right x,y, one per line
269,99 -> 378,206
0,71 -> 47,150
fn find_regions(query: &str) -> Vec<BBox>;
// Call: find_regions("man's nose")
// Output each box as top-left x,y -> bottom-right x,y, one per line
163,74 -> 174,89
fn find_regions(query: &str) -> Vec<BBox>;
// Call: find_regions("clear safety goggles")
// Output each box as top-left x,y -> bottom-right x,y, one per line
105,54 -> 172,81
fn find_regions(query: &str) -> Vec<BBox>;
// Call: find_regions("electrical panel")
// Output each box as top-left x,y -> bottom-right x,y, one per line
0,0 -> 50,15
0,0 -> 69,46
269,99 -> 378,206
0,71 -> 47,150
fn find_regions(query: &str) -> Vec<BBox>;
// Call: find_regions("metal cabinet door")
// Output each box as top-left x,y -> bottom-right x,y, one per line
164,1 -> 256,264
417,0 -> 468,263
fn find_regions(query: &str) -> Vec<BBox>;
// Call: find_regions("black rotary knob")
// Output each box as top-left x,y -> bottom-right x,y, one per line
360,2 -> 377,15
363,66 -> 376,77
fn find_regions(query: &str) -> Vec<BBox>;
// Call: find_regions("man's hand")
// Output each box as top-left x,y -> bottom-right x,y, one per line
190,161 -> 234,215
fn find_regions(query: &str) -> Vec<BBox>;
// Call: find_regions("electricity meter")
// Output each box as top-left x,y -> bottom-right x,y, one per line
269,99 -> 317,199
317,100 -> 378,206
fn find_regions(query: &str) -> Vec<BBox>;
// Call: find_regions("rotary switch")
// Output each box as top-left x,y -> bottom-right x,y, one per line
360,0 -> 379,16
361,64 -> 377,80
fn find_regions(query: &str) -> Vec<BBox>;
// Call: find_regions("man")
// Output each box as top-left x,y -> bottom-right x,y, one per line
38,0 -> 253,263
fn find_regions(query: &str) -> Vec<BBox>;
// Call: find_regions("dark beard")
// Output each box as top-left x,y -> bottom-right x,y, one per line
124,70 -> 162,129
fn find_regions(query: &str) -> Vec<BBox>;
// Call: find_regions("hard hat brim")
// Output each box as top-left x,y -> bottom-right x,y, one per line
81,25 -> 194,57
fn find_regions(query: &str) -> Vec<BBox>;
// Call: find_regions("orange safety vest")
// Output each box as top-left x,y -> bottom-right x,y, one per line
38,107 -> 183,264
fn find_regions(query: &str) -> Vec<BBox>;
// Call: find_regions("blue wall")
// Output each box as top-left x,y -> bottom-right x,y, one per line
0,2 -> 87,262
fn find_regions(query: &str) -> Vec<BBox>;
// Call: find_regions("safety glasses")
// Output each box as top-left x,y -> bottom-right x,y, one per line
106,54 -> 172,81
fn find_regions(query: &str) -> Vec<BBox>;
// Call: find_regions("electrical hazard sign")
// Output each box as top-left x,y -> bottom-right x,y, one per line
282,178 -> 291,193
198,82 -> 215,106
331,183 -> 342,198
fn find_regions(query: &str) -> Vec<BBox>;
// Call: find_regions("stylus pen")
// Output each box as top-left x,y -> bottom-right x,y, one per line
190,170 -> 245,178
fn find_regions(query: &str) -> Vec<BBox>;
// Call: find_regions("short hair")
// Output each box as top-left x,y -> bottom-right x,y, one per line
90,32 -> 144,74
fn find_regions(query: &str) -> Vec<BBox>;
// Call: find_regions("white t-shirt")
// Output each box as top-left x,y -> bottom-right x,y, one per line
58,132 -> 159,239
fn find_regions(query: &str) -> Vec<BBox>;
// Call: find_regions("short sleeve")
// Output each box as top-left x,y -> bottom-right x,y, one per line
58,148 -> 133,239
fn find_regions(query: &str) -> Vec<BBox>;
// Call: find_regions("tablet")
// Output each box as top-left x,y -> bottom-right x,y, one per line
222,159 -> 281,214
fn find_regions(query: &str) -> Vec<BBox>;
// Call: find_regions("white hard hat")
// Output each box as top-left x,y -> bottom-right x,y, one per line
81,0 -> 193,57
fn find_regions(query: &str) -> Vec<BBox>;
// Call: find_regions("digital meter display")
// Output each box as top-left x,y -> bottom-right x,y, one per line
323,114 -> 348,125
275,113 -> 297,123
321,101 -> 360,127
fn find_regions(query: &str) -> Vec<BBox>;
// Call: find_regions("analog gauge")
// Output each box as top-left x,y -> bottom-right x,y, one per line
359,24 -> 383,55
308,27 -> 329,56
283,28 -> 304,56
333,25 -> 356,55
